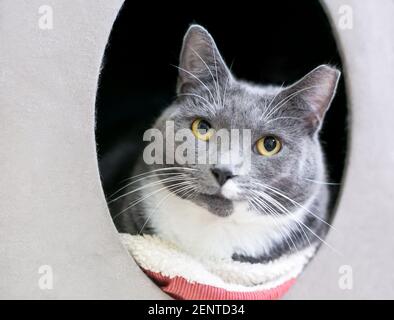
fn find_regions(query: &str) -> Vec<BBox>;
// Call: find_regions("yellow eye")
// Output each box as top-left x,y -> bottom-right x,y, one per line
191,118 -> 214,141
256,136 -> 282,156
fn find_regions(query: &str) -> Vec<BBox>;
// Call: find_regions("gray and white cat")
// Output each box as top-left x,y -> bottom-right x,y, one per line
115,25 -> 340,263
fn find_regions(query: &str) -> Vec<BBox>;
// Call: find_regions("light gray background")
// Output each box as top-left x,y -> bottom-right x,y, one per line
0,0 -> 393,299
286,0 -> 394,299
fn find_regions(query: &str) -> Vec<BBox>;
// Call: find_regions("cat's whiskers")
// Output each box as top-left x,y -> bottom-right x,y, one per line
113,180 -> 195,221
118,166 -> 197,184
110,172 -> 193,201
137,182 -> 199,234
109,174 -> 197,204
248,188 -> 308,251
248,198 -> 294,253
251,179 -> 335,230
248,188 -> 311,249
248,180 -> 340,254
249,187 -> 330,255
248,195 -> 298,253
109,167 -> 197,199
268,194 -> 339,254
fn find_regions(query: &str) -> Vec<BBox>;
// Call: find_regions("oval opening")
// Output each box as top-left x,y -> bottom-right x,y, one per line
96,0 -> 348,297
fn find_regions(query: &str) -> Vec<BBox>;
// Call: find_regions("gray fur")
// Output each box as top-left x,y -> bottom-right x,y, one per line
116,25 -> 340,262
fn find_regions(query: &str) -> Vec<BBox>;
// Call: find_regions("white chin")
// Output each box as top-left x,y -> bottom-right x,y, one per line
220,180 -> 242,200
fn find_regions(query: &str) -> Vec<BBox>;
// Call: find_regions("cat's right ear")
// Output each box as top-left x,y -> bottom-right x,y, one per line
177,25 -> 232,95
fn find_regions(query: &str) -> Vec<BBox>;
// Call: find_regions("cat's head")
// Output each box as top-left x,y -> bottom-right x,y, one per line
150,25 -> 340,216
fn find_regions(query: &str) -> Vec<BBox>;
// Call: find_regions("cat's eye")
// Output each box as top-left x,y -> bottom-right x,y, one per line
191,118 -> 214,141
256,136 -> 282,156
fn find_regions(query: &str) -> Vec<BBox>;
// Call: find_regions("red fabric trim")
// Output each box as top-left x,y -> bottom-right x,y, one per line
144,269 -> 295,300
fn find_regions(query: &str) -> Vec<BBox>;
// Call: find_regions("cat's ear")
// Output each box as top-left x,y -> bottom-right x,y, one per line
282,65 -> 341,134
177,25 -> 233,94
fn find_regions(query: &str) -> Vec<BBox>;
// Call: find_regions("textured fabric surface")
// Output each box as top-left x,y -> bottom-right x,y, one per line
145,270 -> 296,300
121,234 -> 314,299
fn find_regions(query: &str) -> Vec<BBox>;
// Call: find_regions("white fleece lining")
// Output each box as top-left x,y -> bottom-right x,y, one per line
120,233 -> 316,292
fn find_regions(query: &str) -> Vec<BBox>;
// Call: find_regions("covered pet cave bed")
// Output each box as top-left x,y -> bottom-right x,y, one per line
1,0 -> 394,299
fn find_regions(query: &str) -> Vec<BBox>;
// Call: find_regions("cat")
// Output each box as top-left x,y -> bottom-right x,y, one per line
114,24 -> 340,263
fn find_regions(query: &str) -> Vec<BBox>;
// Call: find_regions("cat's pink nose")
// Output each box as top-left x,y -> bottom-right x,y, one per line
211,168 -> 235,186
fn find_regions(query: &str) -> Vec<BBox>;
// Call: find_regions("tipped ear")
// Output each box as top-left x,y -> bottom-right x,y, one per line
282,65 -> 341,133
177,25 -> 232,94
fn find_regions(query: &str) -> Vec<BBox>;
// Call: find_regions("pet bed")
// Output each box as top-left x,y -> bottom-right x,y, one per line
121,234 -> 316,300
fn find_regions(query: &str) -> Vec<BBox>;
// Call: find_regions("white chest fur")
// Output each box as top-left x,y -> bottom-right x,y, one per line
142,181 -> 309,260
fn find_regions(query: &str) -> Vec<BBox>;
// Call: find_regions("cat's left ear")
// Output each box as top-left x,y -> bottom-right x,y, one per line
177,25 -> 233,94
282,65 -> 341,134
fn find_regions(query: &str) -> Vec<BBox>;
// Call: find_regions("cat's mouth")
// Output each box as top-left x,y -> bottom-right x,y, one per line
196,180 -> 244,202
196,178 -> 245,201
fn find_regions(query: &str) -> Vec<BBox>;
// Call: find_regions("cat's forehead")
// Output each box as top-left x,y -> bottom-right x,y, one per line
214,82 -> 282,123
226,81 -> 280,107
238,81 -> 281,97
